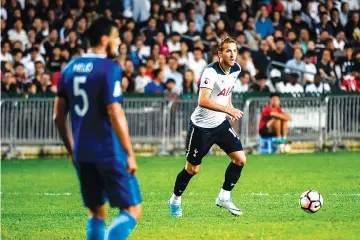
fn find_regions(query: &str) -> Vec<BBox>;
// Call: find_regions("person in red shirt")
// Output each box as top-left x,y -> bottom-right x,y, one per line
258,93 -> 292,142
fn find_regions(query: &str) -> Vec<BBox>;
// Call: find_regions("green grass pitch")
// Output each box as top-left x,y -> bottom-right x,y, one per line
2,152 -> 360,239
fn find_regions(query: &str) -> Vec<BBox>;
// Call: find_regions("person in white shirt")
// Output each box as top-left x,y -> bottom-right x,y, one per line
0,0 -> 7,20
0,40 -> 13,62
233,70 -> 251,93
189,47 -> 208,82
284,72 -> 304,93
305,73 -> 331,93
333,31 -> 346,50
178,41 -> 194,70
282,0 -> 302,20
238,47 -> 256,79
167,32 -> 181,53
21,47 -> 45,79
171,10 -> 188,35
284,48 -> 306,78
303,51 -> 317,83
134,64 -> 151,93
7,19 -> 28,48
164,56 -> 183,94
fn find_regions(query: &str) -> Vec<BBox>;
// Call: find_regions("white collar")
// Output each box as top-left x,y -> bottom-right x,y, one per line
82,50 -> 106,59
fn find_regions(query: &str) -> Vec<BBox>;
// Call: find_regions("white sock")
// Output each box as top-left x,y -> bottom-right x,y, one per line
219,188 -> 231,201
169,193 -> 181,205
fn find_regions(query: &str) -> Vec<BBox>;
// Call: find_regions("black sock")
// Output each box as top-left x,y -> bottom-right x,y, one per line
173,168 -> 195,196
222,162 -> 244,191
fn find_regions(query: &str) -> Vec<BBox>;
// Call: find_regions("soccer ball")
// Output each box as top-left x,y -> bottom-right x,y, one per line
299,190 -> 324,213
279,143 -> 291,153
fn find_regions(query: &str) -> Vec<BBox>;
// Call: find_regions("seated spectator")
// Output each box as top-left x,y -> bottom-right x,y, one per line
255,5 -> 274,39
276,72 -> 304,93
252,39 -> 271,76
238,47 -> 256,79
341,62 -> 360,92
334,43 -> 356,81
1,71 -> 17,93
316,49 -> 334,79
38,72 -> 53,93
303,51 -> 317,83
284,47 -> 305,78
178,41 -> 194,70
182,69 -> 197,94
167,32 -> 181,53
145,58 -> 155,79
155,31 -> 170,56
305,73 -> 331,93
172,10 -> 188,35
14,63 -> 31,93
249,73 -> 271,92
258,93 -> 292,143
144,69 -> 165,94
269,37 -> 288,69
1,40 -> 13,62
135,64 -> 151,93
164,78 -> 177,96
164,56 -> 183,94
8,19 -> 28,49
123,59 -> 136,92
189,47 -> 207,82
234,71 -> 251,93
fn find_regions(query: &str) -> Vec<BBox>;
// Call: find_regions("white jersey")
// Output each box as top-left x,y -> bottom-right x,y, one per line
191,61 -> 241,128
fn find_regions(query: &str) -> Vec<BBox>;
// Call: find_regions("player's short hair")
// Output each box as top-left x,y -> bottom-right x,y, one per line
270,92 -> 280,98
86,17 -> 117,47
218,37 -> 237,52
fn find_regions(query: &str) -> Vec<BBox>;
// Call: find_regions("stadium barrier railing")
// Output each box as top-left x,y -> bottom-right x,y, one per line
1,94 -> 359,157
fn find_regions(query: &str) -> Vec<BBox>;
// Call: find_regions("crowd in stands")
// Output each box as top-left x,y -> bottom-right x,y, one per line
1,0 -> 360,96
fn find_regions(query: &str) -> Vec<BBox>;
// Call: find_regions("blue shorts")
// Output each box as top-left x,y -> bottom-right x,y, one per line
75,161 -> 142,209
185,120 -> 243,165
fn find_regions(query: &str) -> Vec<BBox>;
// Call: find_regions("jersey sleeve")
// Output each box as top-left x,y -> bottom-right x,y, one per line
104,62 -> 123,105
261,106 -> 272,117
57,71 -> 67,100
199,68 -> 216,90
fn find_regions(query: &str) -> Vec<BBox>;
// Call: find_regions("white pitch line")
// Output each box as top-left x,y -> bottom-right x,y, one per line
1,192 -> 360,197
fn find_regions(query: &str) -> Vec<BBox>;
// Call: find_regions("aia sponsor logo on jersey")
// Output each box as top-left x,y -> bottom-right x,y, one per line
217,86 -> 234,96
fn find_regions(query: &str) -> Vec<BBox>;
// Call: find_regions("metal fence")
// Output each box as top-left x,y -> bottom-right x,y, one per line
1,95 -> 359,156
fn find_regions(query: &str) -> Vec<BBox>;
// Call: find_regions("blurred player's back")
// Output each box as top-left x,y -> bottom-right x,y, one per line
59,54 -> 125,163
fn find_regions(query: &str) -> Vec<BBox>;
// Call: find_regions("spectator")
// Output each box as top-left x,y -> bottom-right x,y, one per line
334,43 -> 356,81
285,48 -> 305,77
283,0 -> 302,20
269,37 -> 288,69
123,59 -> 136,92
189,47 -> 207,82
1,40 -> 12,62
271,11 -> 284,31
258,93 -> 291,142
130,38 -> 150,67
333,31 -> 346,51
1,71 -> 17,93
315,12 -> 334,36
172,10 -> 188,35
164,56 -> 183,94
59,17 -> 74,43
142,17 -> 158,46
339,2 -> 350,27
145,58 -> 155,79
252,39 -> 271,76
144,68 -> 164,94
11,48 -> 23,65
21,47 -> 45,79
299,28 -> 310,53
38,72 -> 53,93
63,30 -> 82,58
267,0 -> 285,15
162,10 -> 174,36
238,47 -> 256,79
32,61 -> 45,88
303,51 -> 317,83
8,19 -> 28,48
164,78 -> 177,95
249,73 -> 271,92
316,49 -> 334,79
167,32 -> 181,53
182,69 -> 197,94
305,73 -> 331,93
255,5 -> 274,39
188,8 -> 205,33
328,8 -> 342,36
135,64 -> 151,93
183,20 -> 201,50
292,11 -> 309,36
233,70 -> 251,93
155,31 -> 170,56
178,41 -> 194,70
341,62 -> 360,92
345,12 -> 360,40
244,16 -> 261,50
14,63 -> 30,93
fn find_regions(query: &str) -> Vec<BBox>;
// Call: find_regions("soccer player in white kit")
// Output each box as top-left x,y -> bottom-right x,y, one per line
168,37 -> 247,216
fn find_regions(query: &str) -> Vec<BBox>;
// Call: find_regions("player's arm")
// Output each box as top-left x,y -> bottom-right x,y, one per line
53,97 -> 74,159
198,68 -> 243,120
107,103 -> 135,157
270,111 -> 292,121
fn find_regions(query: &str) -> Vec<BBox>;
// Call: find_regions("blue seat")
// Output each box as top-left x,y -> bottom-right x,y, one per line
258,137 -> 278,154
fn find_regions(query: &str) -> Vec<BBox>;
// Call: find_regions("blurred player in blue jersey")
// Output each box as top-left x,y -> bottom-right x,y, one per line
53,18 -> 141,240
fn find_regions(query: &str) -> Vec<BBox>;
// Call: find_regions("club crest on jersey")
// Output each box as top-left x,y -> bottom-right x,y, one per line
204,78 -> 209,84
217,86 -> 234,96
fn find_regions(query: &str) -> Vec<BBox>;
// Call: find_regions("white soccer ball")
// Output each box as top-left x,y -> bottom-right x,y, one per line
299,190 -> 324,213
279,143 -> 291,153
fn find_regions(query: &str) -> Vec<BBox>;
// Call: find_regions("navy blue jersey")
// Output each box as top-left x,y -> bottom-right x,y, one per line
58,53 -> 126,163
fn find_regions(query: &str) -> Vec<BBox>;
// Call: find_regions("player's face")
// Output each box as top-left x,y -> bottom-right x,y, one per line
219,42 -> 237,67
270,96 -> 280,107
107,27 -> 121,58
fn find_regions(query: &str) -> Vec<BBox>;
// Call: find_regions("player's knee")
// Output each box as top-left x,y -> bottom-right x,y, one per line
89,205 -> 107,219
232,153 -> 246,166
125,204 -> 142,221
185,163 -> 200,175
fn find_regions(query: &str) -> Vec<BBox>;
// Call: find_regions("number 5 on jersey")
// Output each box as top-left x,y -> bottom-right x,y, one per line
74,76 -> 89,116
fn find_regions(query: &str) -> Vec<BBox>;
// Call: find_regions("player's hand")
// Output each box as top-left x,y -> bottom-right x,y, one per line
127,154 -> 138,175
226,107 -> 244,120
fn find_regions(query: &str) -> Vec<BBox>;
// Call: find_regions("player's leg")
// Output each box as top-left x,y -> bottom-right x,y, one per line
281,120 -> 289,140
168,121 -> 214,216
267,119 -> 281,137
76,162 -> 107,240
215,121 -> 246,216
99,162 -> 142,240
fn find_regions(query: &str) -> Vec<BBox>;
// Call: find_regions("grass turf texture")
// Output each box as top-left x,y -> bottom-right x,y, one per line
2,152 -> 360,240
